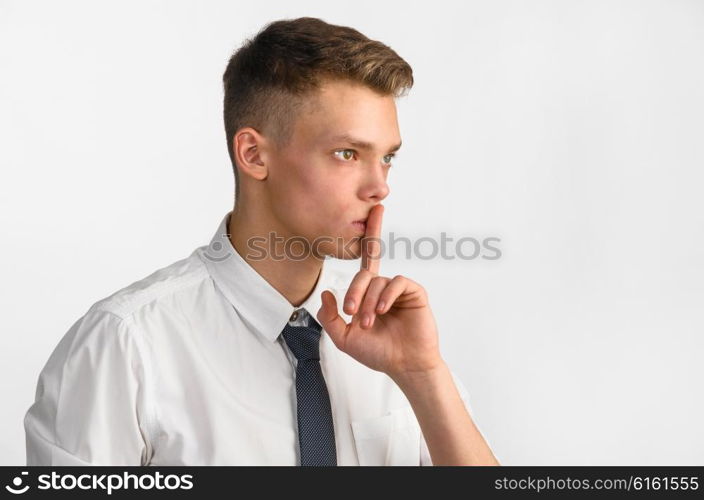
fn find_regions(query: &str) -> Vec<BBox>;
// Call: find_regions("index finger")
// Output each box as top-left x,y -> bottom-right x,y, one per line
361,204 -> 384,274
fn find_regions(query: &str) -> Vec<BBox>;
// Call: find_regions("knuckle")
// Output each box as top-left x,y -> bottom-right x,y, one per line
371,275 -> 387,286
353,270 -> 368,281
361,294 -> 378,310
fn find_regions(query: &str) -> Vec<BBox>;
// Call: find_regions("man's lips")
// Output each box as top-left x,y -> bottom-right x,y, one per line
351,219 -> 367,233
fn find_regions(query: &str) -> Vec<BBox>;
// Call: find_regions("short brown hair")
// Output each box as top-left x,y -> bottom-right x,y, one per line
222,17 -> 414,202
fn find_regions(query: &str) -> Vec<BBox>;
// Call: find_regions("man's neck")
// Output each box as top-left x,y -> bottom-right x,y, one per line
227,206 -> 324,308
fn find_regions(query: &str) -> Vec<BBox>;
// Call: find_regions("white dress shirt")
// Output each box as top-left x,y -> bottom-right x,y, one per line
24,211 -> 480,466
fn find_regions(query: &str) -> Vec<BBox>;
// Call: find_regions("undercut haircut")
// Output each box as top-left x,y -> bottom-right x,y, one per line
222,17 -> 414,203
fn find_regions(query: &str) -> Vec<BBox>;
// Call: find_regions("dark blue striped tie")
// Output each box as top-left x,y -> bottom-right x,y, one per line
281,316 -> 337,466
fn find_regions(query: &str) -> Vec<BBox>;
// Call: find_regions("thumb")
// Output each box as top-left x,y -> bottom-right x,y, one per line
317,290 -> 348,350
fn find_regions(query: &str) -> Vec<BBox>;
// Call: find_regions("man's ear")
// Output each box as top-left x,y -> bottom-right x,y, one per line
233,127 -> 269,181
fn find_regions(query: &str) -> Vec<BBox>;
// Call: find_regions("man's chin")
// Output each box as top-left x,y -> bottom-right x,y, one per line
318,236 -> 363,261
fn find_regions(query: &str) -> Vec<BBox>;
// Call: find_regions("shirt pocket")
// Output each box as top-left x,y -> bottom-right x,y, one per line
350,406 -> 421,466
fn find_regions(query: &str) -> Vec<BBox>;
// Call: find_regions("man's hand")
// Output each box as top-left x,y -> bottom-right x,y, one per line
317,204 -> 500,465
316,204 -> 443,379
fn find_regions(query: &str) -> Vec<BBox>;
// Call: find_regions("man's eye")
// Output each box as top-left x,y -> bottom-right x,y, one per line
333,149 -> 396,166
333,149 -> 356,161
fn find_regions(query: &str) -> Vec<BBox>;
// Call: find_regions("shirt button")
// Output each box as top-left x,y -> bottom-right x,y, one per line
289,310 -> 299,322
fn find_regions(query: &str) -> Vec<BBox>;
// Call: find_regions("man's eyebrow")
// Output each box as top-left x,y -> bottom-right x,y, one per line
329,134 -> 402,152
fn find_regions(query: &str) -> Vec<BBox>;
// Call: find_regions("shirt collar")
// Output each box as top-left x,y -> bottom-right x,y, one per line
198,211 -> 332,343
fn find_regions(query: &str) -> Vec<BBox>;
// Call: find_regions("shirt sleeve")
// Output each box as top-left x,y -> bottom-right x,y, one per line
23,307 -> 155,465
419,367 -> 476,466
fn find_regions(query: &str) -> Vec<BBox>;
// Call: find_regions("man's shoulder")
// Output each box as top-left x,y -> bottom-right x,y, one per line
87,247 -> 210,321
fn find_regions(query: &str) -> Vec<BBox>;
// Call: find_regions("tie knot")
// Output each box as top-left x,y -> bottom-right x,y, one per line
281,318 -> 322,362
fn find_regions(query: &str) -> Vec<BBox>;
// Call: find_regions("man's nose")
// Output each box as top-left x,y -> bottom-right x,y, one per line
363,164 -> 390,202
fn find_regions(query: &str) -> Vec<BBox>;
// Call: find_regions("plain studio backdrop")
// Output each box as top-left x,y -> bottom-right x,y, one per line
1,0 -> 703,466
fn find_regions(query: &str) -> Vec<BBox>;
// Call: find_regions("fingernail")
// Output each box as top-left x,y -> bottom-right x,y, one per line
362,314 -> 370,328
377,301 -> 385,312
345,299 -> 354,311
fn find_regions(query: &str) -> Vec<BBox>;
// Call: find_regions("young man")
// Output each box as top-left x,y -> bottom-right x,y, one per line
24,17 -> 499,466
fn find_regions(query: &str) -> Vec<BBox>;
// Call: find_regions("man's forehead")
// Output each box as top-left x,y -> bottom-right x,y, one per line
295,87 -> 401,150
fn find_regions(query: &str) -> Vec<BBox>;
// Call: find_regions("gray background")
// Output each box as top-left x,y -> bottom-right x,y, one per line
1,0 -> 702,465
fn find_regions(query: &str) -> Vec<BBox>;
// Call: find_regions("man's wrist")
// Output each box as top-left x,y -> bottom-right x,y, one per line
389,357 -> 449,394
